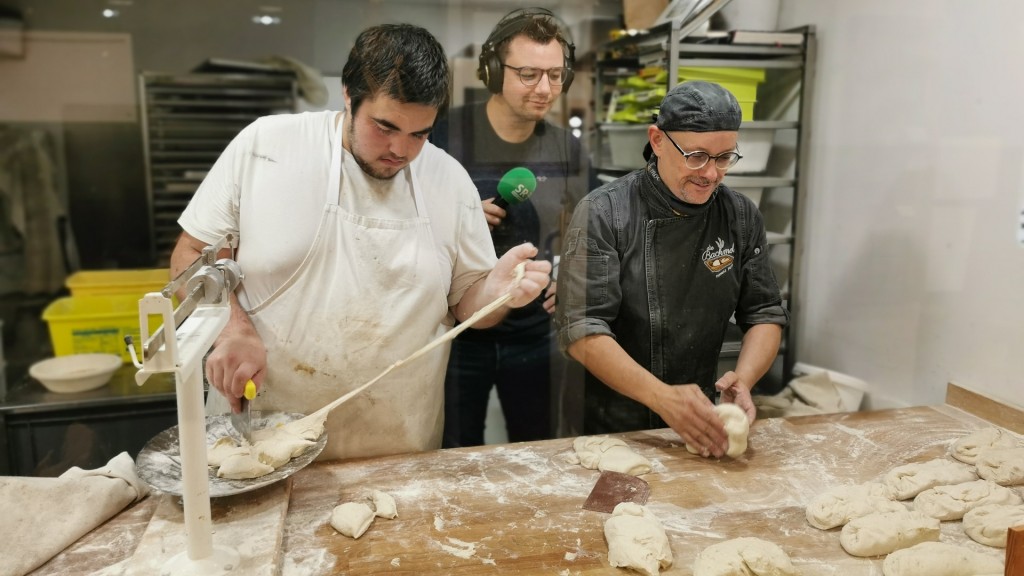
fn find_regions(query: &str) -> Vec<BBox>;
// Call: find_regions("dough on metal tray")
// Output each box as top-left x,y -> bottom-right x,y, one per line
216,452 -> 274,480
912,479 -> 1022,520
805,482 -> 905,529
949,427 -> 1020,464
962,503 -> 1024,547
839,510 -> 940,557
603,503 -> 672,576
692,536 -> 796,576
881,541 -> 1004,576
882,458 -> 977,500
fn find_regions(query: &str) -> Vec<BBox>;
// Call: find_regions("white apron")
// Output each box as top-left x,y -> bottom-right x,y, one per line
209,114 -> 450,461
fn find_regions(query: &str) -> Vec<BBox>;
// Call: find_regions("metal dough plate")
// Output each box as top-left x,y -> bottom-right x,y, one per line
136,411 -> 326,498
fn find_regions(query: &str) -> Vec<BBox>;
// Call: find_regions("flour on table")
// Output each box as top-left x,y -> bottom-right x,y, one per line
881,541 -> 1004,576
370,490 -> 398,519
882,458 -> 977,500
692,537 -> 796,576
974,446 -> 1024,486
962,503 -> 1024,547
603,503 -> 672,576
330,502 -> 375,539
572,436 -> 652,476
912,479 -> 1022,520
805,482 -> 905,529
685,403 -> 749,458
839,510 -> 940,557
950,427 -> 1020,464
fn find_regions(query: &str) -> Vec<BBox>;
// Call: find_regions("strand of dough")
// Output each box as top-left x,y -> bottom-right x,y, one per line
283,263 -> 528,441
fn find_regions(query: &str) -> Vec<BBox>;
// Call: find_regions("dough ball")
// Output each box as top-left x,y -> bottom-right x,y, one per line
370,490 -> 398,519
839,510 -> 940,557
962,503 -> 1024,547
806,482 -> 905,530
975,446 -> 1024,486
881,541 -> 1004,576
216,452 -> 274,480
912,479 -> 1022,520
603,503 -> 672,576
692,537 -> 796,576
950,427 -> 1020,464
330,502 -> 375,539
686,404 -> 749,458
573,436 -> 652,476
882,458 -> 977,500
207,436 -> 249,467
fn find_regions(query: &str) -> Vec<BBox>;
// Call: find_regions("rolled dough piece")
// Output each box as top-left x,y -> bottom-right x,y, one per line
603,503 -> 672,576
806,482 -> 905,529
685,403 -> 750,458
839,510 -> 940,557
950,427 -> 1020,464
330,502 -> 375,539
881,541 -> 1004,576
573,436 -> 652,476
962,503 -> 1024,547
371,489 -> 398,519
254,429 -> 316,468
913,479 -> 1022,520
207,436 -> 250,467
216,452 -> 274,479
692,537 -> 797,576
883,458 -> 977,500
975,446 -> 1024,486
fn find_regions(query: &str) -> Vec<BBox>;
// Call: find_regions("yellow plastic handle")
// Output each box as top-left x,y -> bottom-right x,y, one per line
244,379 -> 257,401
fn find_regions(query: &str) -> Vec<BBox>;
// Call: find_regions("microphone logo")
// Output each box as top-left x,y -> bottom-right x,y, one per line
494,167 -> 538,209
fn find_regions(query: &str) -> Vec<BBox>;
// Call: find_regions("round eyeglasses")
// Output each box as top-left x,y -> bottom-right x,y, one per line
662,131 -> 742,171
502,65 -> 571,86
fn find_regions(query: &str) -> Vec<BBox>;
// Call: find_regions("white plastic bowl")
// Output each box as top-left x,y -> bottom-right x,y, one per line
29,353 -> 121,394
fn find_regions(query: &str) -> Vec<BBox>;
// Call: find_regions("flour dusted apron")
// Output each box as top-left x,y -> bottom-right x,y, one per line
209,114 -> 449,461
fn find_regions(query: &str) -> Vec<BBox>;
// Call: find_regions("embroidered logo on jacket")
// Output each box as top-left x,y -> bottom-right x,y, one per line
702,237 -> 735,274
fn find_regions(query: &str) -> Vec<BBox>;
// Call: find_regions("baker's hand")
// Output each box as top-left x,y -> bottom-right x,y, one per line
204,326 -> 266,413
715,371 -> 756,424
654,383 -> 728,458
542,281 -> 557,315
481,198 -> 507,231
494,243 -> 551,308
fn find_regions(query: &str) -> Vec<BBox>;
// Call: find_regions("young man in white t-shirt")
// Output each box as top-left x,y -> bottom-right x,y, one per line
171,24 -> 551,461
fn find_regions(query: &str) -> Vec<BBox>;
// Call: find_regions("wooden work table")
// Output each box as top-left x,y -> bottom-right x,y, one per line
33,400 -> 1017,575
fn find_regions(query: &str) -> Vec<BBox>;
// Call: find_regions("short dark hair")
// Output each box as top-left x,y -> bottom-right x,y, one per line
496,15 -> 568,63
342,24 -> 450,117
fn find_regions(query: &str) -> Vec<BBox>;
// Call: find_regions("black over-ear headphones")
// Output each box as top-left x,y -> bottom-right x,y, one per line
477,7 -> 576,94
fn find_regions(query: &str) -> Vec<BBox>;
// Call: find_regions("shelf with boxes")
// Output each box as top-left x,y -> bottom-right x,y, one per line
590,21 -> 816,389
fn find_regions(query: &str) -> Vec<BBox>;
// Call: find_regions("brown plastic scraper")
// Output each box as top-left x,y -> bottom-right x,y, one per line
582,471 -> 651,513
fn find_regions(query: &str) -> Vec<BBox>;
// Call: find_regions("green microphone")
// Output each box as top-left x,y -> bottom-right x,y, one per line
494,167 -> 538,208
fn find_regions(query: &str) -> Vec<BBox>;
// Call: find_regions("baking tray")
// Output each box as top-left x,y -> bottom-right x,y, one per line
136,411 -> 326,497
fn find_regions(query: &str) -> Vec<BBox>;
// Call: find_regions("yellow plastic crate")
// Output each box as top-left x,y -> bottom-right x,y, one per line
43,295 -> 148,363
678,67 -> 765,112
65,269 -> 171,298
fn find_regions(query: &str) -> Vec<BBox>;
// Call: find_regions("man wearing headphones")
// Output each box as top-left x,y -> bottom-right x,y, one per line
432,8 -> 594,447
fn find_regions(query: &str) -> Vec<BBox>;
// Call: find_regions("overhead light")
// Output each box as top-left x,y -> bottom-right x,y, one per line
252,14 -> 281,25
102,8 -> 119,18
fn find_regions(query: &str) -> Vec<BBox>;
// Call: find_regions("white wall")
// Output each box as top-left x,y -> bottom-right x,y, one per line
778,0 -> 1024,409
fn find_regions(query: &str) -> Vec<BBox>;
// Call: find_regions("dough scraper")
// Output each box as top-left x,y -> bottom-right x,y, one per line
582,471 -> 651,513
